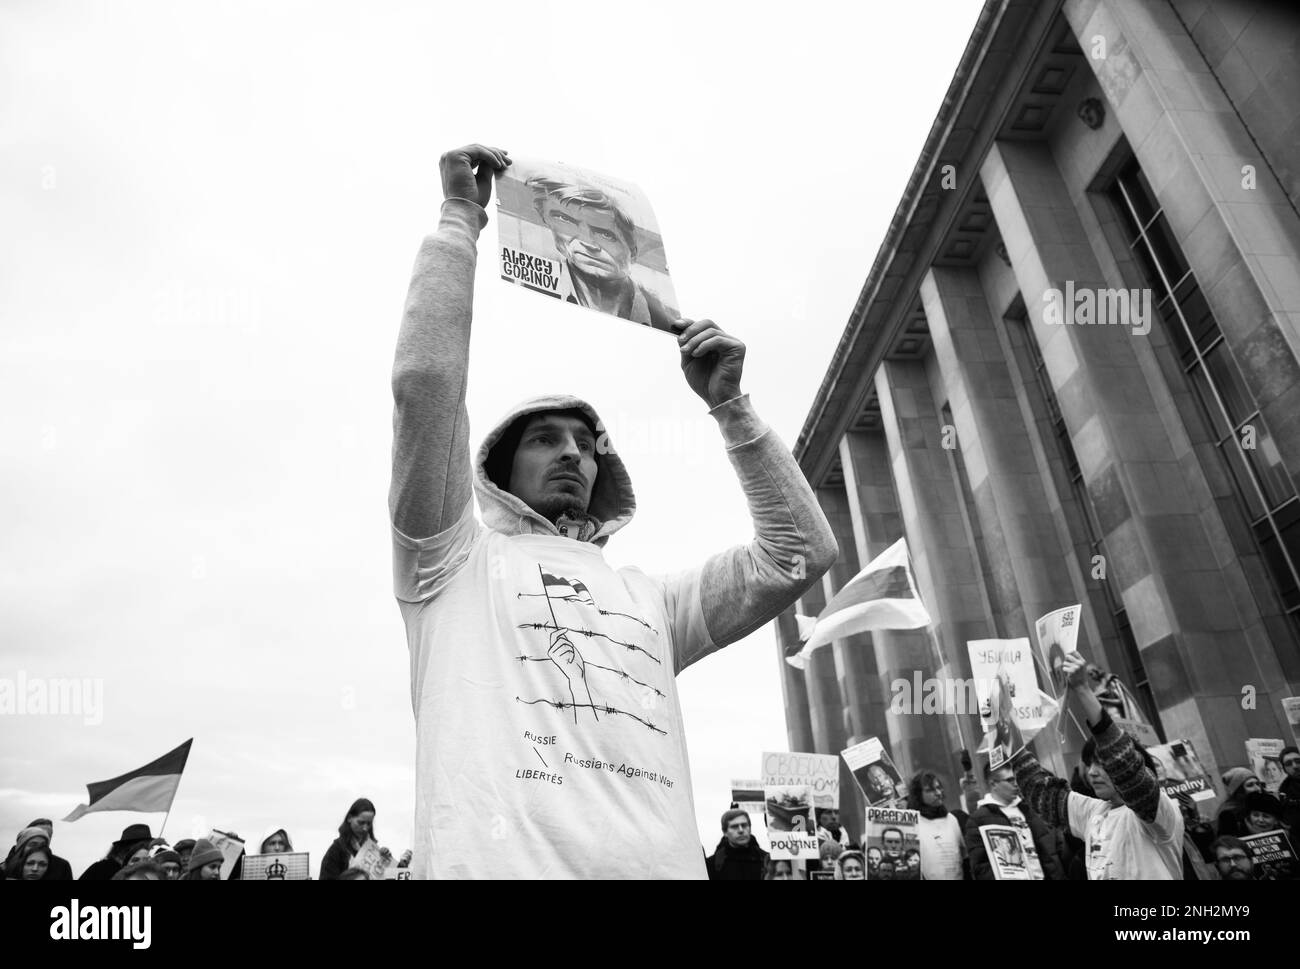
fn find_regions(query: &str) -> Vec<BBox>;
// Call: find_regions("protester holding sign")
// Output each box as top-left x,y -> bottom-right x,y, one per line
965,762 -> 1065,881
1011,653 -> 1183,879
320,797 -> 379,880
388,145 -> 835,880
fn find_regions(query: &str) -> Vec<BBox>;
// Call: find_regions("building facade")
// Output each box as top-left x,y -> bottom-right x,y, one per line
777,0 -> 1300,838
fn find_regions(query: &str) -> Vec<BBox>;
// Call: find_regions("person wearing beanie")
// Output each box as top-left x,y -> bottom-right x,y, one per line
3,819 -> 73,881
111,860 -> 165,881
706,809 -> 767,881
1216,768 -> 1263,837
185,839 -> 225,880
1242,792 -> 1288,836
79,823 -> 152,880
172,838 -> 196,871
389,147 -> 836,880
152,849 -> 183,880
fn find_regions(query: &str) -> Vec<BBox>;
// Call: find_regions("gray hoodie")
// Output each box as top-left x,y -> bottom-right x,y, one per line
390,198 -> 836,879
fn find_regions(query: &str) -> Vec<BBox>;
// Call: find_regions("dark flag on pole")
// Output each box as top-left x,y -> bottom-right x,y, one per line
63,738 -> 193,822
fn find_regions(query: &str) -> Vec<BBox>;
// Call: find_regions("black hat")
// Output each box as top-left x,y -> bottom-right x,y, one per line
112,823 -> 152,847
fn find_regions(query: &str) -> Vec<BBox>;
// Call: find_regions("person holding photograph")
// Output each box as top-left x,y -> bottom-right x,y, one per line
1010,652 -> 1183,879
965,763 -> 1065,880
390,145 -> 835,879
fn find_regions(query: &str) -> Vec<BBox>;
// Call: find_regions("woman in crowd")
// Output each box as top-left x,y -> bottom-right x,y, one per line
906,769 -> 967,880
834,849 -> 865,880
1216,768 -> 1264,836
259,828 -> 294,854
183,839 -> 225,881
4,841 -> 52,881
321,797 -> 381,880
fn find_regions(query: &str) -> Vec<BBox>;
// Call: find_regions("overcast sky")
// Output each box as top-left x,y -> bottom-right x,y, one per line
0,0 -> 983,872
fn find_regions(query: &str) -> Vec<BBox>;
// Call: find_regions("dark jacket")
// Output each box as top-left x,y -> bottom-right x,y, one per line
319,838 -> 354,881
79,858 -> 123,881
965,800 -> 1066,880
706,836 -> 768,881
45,854 -> 73,881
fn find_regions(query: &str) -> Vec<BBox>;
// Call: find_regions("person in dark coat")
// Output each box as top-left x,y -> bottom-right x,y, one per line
965,762 -> 1066,880
706,809 -> 768,881
321,797 -> 382,880
4,822 -> 73,881
79,823 -> 152,880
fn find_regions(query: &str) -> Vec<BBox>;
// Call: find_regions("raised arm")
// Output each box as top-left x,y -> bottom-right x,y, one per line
389,145 -> 510,539
1009,745 -> 1071,829
666,320 -> 837,670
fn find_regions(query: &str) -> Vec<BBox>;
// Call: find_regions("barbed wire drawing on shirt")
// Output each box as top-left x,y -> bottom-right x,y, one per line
513,565 -> 668,735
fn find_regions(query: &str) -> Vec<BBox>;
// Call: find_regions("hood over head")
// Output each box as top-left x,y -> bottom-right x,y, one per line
475,394 -> 636,545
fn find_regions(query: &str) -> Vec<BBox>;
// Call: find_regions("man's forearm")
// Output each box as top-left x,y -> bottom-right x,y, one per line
695,395 -> 837,648
389,198 -> 486,539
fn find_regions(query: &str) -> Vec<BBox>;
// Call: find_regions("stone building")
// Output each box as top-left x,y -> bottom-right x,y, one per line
777,0 -> 1300,837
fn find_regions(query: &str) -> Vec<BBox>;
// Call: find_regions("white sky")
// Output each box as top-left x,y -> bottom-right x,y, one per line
0,0 -> 983,873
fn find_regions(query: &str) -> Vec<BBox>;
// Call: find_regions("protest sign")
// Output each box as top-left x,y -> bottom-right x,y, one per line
977,823 -> 1044,880
351,839 -> 393,880
1034,604 -> 1081,698
494,156 -> 678,332
382,866 -> 415,880
764,785 -> 818,860
1246,738 -> 1287,793
207,829 -> 245,881
808,868 -> 835,881
240,852 -> 310,881
730,778 -> 766,817
864,806 -> 920,880
967,639 -> 1058,768
1282,697 -> 1300,746
1241,830 -> 1299,881
840,737 -> 905,806
761,751 -> 840,810
1149,739 -> 1214,801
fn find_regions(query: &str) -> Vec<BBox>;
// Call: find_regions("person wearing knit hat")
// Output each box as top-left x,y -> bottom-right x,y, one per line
1216,768 -> 1263,838
1242,792 -> 1288,836
4,820 -> 73,881
706,809 -> 767,880
172,838 -> 196,871
152,848 -> 183,880
185,839 -> 225,880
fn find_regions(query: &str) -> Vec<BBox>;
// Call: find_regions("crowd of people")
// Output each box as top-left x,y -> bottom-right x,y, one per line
706,741 -> 1300,881
3,797 -> 411,881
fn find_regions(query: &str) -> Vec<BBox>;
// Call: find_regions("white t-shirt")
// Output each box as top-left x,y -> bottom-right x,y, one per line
395,504 -> 711,880
917,814 -> 964,880
1067,790 -> 1184,880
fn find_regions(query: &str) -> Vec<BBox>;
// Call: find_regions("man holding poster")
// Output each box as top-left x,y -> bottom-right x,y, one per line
388,145 -> 835,879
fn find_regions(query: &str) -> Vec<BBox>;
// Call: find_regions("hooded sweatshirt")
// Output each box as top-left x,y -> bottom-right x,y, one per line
389,198 -> 836,879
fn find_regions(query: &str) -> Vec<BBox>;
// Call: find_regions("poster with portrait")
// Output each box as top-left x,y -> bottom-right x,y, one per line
494,156 -> 679,332
1246,738 -> 1287,793
761,751 -> 840,810
1241,830 -> 1299,881
967,639 -> 1058,769
840,736 -> 906,806
1149,739 -> 1214,802
1282,697 -> 1300,747
240,851 -> 310,881
979,825 -> 1037,880
864,806 -> 921,880
206,829 -> 245,881
764,784 -> 819,860
1033,604 -> 1081,699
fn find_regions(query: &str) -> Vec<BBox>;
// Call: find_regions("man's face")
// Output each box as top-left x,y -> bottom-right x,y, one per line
866,847 -> 881,869
508,414 -> 598,521
921,779 -> 945,807
882,830 -> 902,857
1284,752 -> 1300,781
868,765 -> 891,792
724,816 -> 751,847
1215,846 -> 1254,881
817,809 -> 839,831
990,769 -> 1018,802
541,199 -> 633,281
